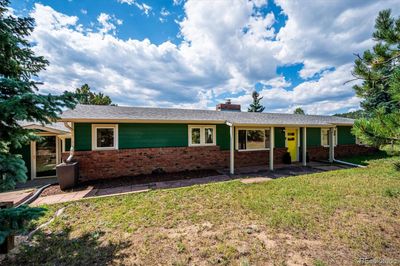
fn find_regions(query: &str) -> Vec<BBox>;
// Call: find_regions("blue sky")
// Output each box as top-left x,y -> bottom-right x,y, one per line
10,0 -> 400,114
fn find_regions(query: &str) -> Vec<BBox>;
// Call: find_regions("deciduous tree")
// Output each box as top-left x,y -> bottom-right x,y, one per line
75,84 -> 114,105
293,107 -> 305,115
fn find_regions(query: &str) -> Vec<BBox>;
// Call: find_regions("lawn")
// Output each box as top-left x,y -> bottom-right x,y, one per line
5,154 -> 400,265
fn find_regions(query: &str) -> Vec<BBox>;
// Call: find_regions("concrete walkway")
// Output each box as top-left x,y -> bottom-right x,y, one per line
0,189 -> 35,205
15,177 -> 57,189
31,174 -> 231,206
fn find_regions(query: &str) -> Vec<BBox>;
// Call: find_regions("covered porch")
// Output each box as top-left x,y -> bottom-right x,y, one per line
226,124 -> 337,175
18,122 -> 72,180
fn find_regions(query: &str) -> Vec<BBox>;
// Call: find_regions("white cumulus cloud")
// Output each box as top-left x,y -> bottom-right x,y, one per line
26,0 -> 400,114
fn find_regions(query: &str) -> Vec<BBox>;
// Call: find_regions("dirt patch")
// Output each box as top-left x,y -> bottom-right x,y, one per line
40,184 -> 88,197
40,169 -> 220,197
107,223 -> 337,265
255,231 -> 277,249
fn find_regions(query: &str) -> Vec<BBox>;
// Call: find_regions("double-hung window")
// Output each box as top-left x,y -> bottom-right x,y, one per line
92,124 -> 118,150
237,128 -> 271,151
321,128 -> 337,147
189,125 -> 216,146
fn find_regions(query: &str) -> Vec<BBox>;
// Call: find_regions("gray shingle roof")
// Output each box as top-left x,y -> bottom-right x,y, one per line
18,121 -> 70,133
60,104 -> 354,126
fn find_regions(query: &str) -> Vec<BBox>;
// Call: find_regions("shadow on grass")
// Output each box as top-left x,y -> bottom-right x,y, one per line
338,150 -> 393,166
5,227 -> 129,265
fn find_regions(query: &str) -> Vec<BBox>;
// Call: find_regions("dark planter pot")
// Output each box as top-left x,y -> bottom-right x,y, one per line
283,152 -> 292,164
56,161 -> 79,190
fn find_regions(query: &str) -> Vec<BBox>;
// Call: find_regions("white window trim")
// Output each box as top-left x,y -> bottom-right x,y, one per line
321,128 -> 337,147
60,137 -> 72,153
235,127 -> 271,152
188,125 -> 216,146
92,124 -> 118,151
30,135 -> 60,179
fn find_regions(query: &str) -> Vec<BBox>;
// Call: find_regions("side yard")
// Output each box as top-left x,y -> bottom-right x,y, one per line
4,155 -> 400,265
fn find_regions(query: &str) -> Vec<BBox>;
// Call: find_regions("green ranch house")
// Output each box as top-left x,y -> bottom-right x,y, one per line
17,102 -> 376,181
47,102 -> 375,181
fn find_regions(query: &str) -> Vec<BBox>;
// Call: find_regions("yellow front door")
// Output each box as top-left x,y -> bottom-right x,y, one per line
286,128 -> 297,161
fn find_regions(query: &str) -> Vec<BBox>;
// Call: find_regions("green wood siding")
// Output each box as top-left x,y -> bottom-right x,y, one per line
216,124 -> 230,150
337,126 -> 356,145
307,128 -> 321,147
74,123 -> 92,151
119,124 -> 188,149
73,123 -> 336,151
11,144 -> 31,180
65,138 -> 71,152
274,127 -> 286,148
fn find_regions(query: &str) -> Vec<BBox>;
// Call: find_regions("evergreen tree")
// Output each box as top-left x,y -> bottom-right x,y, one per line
75,83 -> 114,105
248,91 -> 265,112
0,0 -> 75,243
351,9 -> 400,147
334,110 -> 366,119
293,107 -> 305,115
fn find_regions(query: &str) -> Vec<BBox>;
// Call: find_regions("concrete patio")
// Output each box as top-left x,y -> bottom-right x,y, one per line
15,177 -> 57,190
236,161 -> 353,184
225,161 -> 353,178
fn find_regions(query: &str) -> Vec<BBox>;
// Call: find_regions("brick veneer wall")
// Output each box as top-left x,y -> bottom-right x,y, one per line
62,144 -> 377,181
335,144 -> 378,158
62,146 -> 287,181
307,144 -> 378,161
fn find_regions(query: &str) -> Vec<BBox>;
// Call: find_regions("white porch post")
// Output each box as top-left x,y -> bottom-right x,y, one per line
302,127 -> 307,166
269,127 -> 274,170
329,128 -> 335,163
30,141 -> 36,179
229,123 -> 235,175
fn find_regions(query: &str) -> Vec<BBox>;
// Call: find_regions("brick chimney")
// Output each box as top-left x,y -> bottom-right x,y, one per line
216,99 -> 241,112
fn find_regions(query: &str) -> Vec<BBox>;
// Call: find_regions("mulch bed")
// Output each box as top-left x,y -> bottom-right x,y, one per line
40,169 -> 220,197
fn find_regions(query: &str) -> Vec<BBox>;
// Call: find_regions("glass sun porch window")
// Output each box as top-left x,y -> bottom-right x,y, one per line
237,128 -> 271,151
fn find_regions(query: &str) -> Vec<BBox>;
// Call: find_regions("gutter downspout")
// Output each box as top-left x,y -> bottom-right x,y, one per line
333,159 -> 366,168
63,122 -> 74,163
